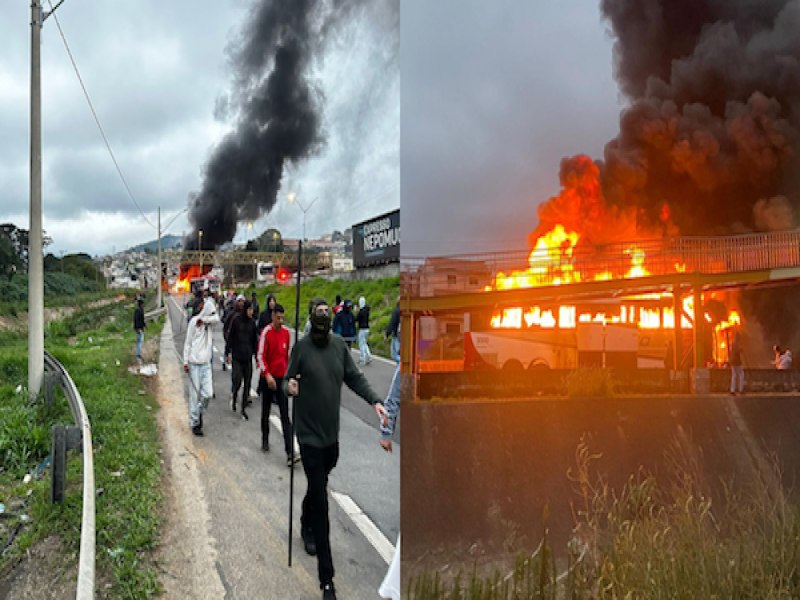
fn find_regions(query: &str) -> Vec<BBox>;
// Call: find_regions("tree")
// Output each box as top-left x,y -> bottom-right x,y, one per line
255,228 -> 283,252
0,231 -> 20,279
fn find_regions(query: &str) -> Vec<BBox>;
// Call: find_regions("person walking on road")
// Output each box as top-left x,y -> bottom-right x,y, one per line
183,297 -> 220,436
729,331 -> 745,396
257,293 -> 277,336
133,297 -> 146,363
228,300 -> 258,420
356,296 -> 372,365
285,297 -> 387,600
223,294 -> 245,371
385,298 -> 400,364
256,303 -> 298,465
332,298 -> 356,348
250,292 -> 260,324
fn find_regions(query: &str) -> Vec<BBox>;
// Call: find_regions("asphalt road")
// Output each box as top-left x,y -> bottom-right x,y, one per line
166,295 -> 400,599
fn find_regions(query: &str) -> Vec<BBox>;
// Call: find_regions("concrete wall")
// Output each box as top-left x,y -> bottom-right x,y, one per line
401,394 -> 800,578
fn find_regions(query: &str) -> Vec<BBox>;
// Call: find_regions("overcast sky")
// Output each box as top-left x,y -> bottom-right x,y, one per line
401,0 -> 622,257
0,1 -> 398,256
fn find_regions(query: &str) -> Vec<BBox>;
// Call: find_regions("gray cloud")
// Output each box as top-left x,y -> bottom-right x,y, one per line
0,0 -> 397,255
401,0 -> 621,256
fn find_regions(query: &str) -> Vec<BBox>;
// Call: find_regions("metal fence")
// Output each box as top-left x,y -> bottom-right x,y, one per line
401,229 -> 800,298
43,351 -> 95,600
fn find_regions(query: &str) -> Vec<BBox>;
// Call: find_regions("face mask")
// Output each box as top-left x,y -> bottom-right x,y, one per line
310,312 -> 331,346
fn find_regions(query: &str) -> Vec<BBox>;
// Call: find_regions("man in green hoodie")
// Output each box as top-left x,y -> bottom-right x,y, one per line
285,297 -> 386,600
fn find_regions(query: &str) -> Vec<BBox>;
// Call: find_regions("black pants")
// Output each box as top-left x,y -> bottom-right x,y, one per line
231,357 -> 252,405
261,377 -> 293,455
300,442 -> 339,586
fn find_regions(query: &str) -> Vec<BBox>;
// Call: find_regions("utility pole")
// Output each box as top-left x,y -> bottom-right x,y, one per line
28,0 -> 44,399
157,207 -> 162,308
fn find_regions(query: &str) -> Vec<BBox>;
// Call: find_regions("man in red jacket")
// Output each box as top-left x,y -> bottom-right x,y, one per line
256,304 -> 298,466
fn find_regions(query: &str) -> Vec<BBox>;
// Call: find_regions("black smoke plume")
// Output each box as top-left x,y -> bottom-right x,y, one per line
598,0 -> 800,355
599,0 -> 800,235
184,0 -> 378,250
532,1 -> 800,354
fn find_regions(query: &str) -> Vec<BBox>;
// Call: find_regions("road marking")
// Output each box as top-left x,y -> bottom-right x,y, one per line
349,348 -> 396,367
266,415 -> 392,563
331,491 -> 394,564
268,414 -> 301,455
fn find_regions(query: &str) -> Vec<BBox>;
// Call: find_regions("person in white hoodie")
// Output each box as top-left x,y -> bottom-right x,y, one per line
183,296 -> 220,436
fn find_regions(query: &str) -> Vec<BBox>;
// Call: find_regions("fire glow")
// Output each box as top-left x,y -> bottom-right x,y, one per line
488,222 -> 743,365
173,264 -> 205,293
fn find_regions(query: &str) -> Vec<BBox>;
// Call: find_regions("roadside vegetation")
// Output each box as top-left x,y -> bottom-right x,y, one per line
407,439 -> 800,599
0,256 -> 110,317
243,275 -> 400,358
0,293 -> 164,598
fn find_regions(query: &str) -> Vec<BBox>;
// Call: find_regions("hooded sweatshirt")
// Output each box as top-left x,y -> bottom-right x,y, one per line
183,300 -> 220,365
356,296 -> 370,330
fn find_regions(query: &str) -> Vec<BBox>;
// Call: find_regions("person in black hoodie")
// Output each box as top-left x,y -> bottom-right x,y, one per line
356,296 -> 372,365
133,297 -> 146,362
228,300 -> 258,419
256,293 -> 277,336
332,299 -> 356,348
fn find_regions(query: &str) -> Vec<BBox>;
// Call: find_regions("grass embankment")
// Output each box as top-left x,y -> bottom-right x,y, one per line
0,293 -> 163,598
408,439 -> 800,599
244,275 -> 400,358
0,271 -> 112,317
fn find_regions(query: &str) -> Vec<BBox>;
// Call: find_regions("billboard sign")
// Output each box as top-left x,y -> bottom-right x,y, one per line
352,209 -> 400,268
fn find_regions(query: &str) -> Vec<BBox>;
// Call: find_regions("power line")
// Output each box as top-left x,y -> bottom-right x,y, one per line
47,3 -> 156,231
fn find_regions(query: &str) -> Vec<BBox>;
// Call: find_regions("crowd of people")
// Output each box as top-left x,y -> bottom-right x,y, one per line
170,286 -> 401,600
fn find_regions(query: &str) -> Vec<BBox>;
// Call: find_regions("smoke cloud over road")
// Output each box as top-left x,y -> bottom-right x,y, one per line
184,0 -> 392,249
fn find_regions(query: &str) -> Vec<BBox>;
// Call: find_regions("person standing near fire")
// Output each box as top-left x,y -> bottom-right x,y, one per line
729,332 -> 745,395
285,297 -> 387,600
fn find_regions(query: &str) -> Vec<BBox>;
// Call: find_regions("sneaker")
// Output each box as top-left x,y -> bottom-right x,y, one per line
301,526 -> 316,556
241,410 -> 249,421
321,582 -> 336,600
191,424 -> 203,437
287,455 -> 300,467
261,442 -> 269,452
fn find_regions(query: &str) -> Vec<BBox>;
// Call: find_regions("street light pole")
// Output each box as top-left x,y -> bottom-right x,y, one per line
157,206 -> 189,305
157,207 -> 162,308
287,193 -> 318,242
28,0 -> 44,399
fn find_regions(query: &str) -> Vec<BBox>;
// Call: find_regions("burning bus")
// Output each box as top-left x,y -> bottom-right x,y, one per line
414,224 -> 745,374
463,294 -> 740,372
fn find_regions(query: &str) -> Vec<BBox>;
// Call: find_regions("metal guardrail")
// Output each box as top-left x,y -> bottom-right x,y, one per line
145,306 -> 166,322
43,350 -> 95,600
401,229 -> 800,297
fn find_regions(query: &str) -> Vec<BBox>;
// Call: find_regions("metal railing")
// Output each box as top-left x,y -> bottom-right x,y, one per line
43,350 -> 95,600
401,229 -> 800,297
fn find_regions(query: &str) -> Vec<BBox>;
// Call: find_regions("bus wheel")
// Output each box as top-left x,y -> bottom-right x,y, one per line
528,360 -> 550,371
502,359 -> 525,372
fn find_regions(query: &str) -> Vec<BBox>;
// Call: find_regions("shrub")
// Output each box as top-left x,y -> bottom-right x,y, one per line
565,368 -> 615,398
